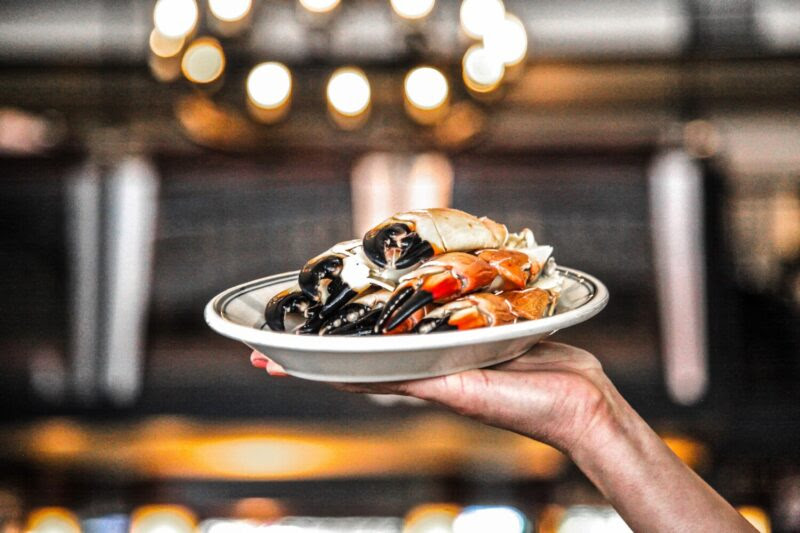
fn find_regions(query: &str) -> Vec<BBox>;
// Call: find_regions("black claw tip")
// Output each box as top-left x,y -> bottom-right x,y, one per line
265,290 -> 314,331
384,289 -> 434,332
393,240 -> 435,270
318,286 -> 357,320
363,223 -> 433,270
374,285 -> 414,332
298,255 -> 344,300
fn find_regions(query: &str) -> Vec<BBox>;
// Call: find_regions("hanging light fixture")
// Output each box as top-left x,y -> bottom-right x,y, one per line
298,0 -> 340,14
482,13 -> 528,67
462,44 -> 505,93
181,37 -> 225,84
391,0 -> 436,20
327,67 -> 372,129
404,66 -> 450,125
459,0 -> 505,39
153,0 -> 199,39
246,62 -> 293,123
208,0 -> 252,22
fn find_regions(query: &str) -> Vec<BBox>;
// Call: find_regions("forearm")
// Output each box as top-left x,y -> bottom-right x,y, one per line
569,382 -> 755,532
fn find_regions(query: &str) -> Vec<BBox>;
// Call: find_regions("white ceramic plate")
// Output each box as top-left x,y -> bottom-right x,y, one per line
205,267 -> 608,382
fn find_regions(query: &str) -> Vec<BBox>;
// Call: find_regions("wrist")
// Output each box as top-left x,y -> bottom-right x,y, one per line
562,375 -> 627,463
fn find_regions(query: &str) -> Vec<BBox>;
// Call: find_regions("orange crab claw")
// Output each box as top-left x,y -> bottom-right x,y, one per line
501,288 -> 558,320
476,249 -> 537,290
376,253 -> 497,333
415,293 -> 517,334
384,306 -> 430,335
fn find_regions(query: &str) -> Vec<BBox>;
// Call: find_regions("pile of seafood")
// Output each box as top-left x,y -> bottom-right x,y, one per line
265,208 -> 564,335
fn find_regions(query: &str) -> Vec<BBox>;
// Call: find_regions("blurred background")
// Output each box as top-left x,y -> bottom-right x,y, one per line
1,0 -> 799,531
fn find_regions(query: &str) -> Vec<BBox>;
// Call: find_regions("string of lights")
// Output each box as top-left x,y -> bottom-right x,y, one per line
148,0 -> 528,130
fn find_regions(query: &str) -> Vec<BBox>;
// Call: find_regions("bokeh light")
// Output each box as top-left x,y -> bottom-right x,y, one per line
404,503 -> 460,533
153,0 -> 199,39
149,28 -> 185,58
405,67 -> 449,110
181,37 -> 225,84
453,506 -> 528,533
462,44 -> 505,93
557,506 -> 632,533
404,66 -> 449,124
460,0 -> 505,39
208,0 -> 253,22
327,67 -> 371,117
130,505 -> 196,533
483,13 -> 528,66
391,0 -> 436,20
25,508 -> 81,533
298,0 -> 340,14
737,506 -> 771,533
247,62 -> 292,109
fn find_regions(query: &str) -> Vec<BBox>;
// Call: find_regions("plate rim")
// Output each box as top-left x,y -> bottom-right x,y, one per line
204,266 -> 609,353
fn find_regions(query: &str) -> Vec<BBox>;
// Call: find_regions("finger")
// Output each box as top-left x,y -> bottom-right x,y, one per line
250,350 -> 289,377
250,350 -> 269,369
490,341 -> 598,372
266,359 -> 288,377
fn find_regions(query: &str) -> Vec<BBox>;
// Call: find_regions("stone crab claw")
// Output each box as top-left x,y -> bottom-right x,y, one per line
414,293 -> 516,333
375,248 -> 553,334
414,288 -> 558,334
264,287 -> 319,332
297,240 -> 387,322
375,252 -> 499,333
362,208 -> 528,270
318,289 -> 392,336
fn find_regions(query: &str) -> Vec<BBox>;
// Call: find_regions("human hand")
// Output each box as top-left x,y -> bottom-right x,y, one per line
251,343 -> 757,531
250,342 -> 615,456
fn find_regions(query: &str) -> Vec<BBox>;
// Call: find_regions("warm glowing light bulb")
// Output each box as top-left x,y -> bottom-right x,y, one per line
209,0 -> 252,21
131,505 -> 196,533
405,67 -> 448,110
453,506 -> 527,533
181,37 -> 225,84
247,62 -> 292,108
483,13 -> 528,66
460,0 -> 505,39
26,508 -> 81,533
391,0 -> 435,20
153,0 -> 199,38
298,0 -> 340,14
327,67 -> 371,116
737,506 -> 771,533
463,44 -> 505,92
149,28 -> 185,58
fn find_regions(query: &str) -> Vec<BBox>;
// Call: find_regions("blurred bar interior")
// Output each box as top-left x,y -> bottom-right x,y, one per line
0,0 -> 799,531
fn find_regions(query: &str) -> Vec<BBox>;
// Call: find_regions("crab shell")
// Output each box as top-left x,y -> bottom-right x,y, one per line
422,293 -> 518,329
388,208 -> 536,254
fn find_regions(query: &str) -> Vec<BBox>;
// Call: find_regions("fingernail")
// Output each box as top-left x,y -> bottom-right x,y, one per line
266,359 -> 288,377
250,351 -> 269,369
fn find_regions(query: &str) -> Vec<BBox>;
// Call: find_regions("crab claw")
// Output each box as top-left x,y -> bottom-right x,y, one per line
362,222 -> 435,270
376,252 -> 498,333
415,293 -> 516,334
264,289 -> 318,332
323,308 -> 383,336
502,288 -> 558,319
297,252 -> 361,320
381,289 -> 435,333
298,254 -> 345,302
319,303 -> 380,335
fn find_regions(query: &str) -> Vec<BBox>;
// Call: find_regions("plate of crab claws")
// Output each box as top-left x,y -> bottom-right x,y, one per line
205,208 -> 609,382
